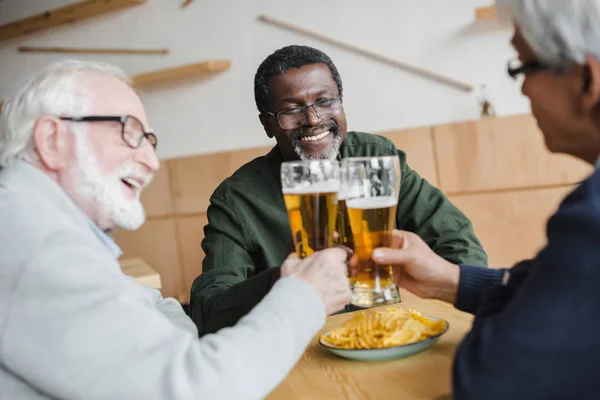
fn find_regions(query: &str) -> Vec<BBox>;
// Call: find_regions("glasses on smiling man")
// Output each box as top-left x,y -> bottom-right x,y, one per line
59,115 -> 158,149
265,95 -> 343,130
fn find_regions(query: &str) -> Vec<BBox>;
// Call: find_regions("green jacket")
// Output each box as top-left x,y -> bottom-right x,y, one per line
190,131 -> 487,336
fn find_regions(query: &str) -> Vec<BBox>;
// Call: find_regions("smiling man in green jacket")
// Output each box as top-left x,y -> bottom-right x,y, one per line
190,45 -> 487,336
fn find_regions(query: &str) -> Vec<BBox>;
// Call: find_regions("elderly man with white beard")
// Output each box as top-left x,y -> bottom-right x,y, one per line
0,60 -> 353,400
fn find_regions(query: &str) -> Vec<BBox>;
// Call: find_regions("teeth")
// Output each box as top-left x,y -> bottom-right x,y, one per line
123,178 -> 142,189
300,130 -> 330,142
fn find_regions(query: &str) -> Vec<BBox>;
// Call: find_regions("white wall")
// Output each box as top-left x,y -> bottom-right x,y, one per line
0,0 -> 526,160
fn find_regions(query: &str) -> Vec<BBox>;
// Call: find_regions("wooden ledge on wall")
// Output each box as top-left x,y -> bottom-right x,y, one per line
132,60 -> 232,87
18,46 -> 169,55
475,5 -> 497,21
0,0 -> 147,42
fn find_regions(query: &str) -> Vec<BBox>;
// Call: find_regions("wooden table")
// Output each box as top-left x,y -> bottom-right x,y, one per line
119,257 -> 162,289
268,291 -> 473,400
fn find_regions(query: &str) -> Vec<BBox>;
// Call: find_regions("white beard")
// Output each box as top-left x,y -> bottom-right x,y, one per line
294,134 -> 343,161
70,136 -> 151,231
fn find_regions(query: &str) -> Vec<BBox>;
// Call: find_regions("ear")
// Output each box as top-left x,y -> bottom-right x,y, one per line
259,113 -> 274,138
582,54 -> 600,110
32,116 -> 71,171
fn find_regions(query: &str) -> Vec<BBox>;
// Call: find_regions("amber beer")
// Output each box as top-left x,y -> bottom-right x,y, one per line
335,164 -> 354,250
347,196 -> 400,307
335,196 -> 354,250
283,185 -> 339,258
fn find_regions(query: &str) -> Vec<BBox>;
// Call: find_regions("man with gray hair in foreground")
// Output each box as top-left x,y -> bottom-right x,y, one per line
0,60 -> 352,399
369,0 -> 600,398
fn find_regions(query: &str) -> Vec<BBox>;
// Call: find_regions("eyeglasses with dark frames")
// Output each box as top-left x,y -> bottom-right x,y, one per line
59,115 -> 157,149
264,95 -> 343,130
507,59 -> 548,80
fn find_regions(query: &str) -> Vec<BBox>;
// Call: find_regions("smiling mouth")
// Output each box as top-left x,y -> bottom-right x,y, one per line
121,177 -> 143,190
299,130 -> 331,142
120,178 -> 146,199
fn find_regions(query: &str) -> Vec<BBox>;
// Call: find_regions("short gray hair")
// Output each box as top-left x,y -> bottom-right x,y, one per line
499,0 -> 600,71
0,60 -> 131,168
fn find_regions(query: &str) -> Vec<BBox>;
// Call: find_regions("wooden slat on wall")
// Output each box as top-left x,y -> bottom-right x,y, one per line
176,215 -> 208,304
475,5 -> 497,21
112,219 -> 183,299
378,127 -> 439,187
449,185 -> 574,268
169,146 -> 272,214
132,61 -> 231,87
140,161 -> 174,217
0,0 -> 147,42
433,114 -> 592,194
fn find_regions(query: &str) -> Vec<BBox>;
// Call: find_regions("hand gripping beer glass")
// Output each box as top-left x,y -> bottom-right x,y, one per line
281,160 -> 340,258
342,156 -> 401,307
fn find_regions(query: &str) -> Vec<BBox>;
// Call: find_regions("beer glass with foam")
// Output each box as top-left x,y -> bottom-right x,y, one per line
281,160 -> 340,258
342,156 -> 401,307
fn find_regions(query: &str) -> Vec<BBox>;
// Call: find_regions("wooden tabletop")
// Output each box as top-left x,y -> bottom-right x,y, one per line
119,257 -> 162,290
268,291 -> 473,400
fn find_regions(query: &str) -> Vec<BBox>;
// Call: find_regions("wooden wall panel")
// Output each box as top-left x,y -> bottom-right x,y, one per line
140,161 -> 174,217
433,114 -> 591,194
176,215 -> 208,304
449,185 -> 575,268
112,219 -> 183,299
113,113 -> 589,304
168,146 -> 271,214
378,127 -> 439,187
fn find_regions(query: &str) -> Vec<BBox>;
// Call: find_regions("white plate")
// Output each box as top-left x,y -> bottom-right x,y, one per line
319,317 -> 449,362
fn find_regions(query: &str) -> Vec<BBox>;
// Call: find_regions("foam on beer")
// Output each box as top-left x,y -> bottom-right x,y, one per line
347,196 -> 397,209
282,179 -> 341,194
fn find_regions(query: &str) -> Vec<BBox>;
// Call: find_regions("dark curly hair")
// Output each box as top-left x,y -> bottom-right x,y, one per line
254,45 -> 343,114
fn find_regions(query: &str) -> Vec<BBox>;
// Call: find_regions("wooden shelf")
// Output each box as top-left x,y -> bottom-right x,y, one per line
475,5 -> 497,21
132,60 -> 232,87
0,0 -> 147,42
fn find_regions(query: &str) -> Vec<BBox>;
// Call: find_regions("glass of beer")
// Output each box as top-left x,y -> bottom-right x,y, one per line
342,156 -> 401,307
281,160 -> 340,258
335,163 -> 354,251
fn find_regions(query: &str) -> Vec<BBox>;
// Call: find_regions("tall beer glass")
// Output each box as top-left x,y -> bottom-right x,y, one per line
335,163 -> 354,250
342,156 -> 401,307
281,160 -> 340,258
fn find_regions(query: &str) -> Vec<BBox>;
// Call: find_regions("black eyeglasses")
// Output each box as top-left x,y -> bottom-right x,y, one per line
507,59 -> 548,79
59,115 -> 157,149
264,96 -> 343,130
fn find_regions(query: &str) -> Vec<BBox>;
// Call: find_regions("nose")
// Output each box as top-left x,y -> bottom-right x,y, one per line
304,106 -> 322,127
134,139 -> 160,173
519,76 -> 529,97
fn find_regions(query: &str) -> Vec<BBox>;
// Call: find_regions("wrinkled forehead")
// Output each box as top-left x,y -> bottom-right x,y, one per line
268,63 -> 338,100
81,74 -> 150,128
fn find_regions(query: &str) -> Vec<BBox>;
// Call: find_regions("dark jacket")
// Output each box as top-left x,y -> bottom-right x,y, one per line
453,167 -> 600,399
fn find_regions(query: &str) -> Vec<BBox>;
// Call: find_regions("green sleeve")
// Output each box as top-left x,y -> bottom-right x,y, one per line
189,194 -> 278,336
396,150 -> 488,266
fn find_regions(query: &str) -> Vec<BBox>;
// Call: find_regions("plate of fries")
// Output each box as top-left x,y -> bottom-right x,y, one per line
319,307 -> 449,361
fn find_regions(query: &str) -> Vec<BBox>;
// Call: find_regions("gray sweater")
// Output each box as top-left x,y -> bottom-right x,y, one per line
0,162 -> 325,400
